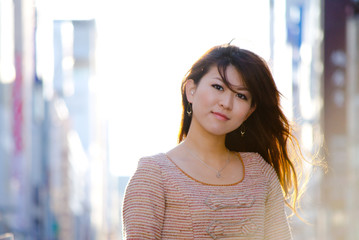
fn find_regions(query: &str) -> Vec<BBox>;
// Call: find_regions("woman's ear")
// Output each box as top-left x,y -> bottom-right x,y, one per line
185,79 -> 196,103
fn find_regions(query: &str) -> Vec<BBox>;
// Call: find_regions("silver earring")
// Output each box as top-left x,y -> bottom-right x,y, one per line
240,124 -> 246,137
186,103 -> 192,116
191,90 -> 194,95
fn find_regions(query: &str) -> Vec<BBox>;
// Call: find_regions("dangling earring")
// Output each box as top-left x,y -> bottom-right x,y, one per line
186,103 -> 192,116
240,124 -> 246,137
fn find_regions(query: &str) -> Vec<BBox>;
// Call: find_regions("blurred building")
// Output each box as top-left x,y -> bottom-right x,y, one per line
346,3 -> 359,238
271,0 -> 323,239
322,0 -> 359,239
0,0 -> 37,238
271,0 -> 359,239
0,0 -> 120,239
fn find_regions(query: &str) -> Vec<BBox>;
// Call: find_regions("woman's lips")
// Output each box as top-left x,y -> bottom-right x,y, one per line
212,111 -> 230,120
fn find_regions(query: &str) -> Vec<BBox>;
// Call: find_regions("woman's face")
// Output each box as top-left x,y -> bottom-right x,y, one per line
186,65 -> 255,137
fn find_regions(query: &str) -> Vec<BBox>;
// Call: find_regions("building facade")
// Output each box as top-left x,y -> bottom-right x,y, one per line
0,0 -> 120,239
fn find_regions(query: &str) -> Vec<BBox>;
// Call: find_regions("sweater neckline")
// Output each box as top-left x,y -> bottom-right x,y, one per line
163,152 -> 245,186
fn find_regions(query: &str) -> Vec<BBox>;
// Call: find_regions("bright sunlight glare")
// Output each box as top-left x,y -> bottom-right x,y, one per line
95,0 -> 271,176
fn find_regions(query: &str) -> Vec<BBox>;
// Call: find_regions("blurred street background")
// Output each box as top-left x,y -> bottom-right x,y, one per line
0,0 -> 358,239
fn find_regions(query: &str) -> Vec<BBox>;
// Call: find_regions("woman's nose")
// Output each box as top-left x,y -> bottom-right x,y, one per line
220,92 -> 234,110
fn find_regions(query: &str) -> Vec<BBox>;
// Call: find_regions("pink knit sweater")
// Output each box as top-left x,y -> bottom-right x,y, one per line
122,152 -> 292,239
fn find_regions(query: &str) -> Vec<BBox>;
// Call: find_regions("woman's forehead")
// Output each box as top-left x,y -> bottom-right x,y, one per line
206,64 -> 247,87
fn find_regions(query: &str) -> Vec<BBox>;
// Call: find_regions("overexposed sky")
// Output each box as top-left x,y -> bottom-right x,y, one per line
95,0 -> 271,176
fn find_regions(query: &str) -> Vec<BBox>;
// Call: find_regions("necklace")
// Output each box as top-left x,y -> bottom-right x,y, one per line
187,148 -> 231,178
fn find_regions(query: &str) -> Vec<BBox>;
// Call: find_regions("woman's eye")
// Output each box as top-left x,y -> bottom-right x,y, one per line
236,93 -> 248,100
212,84 -> 223,91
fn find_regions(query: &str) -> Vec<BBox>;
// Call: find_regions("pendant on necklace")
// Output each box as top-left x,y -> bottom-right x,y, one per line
216,172 -> 222,178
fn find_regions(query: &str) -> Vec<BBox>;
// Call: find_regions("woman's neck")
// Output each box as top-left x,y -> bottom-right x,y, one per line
182,132 -> 228,165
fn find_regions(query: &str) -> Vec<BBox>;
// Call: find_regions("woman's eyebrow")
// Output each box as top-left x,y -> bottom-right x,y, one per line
233,86 -> 249,91
214,77 -> 249,91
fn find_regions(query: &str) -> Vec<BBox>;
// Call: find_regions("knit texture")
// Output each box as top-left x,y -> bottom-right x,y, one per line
122,152 -> 292,239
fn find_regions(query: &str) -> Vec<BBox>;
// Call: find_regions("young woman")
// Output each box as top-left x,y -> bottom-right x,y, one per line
122,44 -> 304,239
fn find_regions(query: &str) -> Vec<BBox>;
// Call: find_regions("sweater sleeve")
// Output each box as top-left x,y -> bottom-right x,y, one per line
263,165 -> 292,240
122,157 -> 166,239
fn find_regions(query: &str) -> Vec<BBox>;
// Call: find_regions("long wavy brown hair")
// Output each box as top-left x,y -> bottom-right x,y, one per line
178,44 -> 305,216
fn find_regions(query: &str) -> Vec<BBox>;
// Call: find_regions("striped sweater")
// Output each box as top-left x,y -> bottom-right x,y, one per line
122,152 -> 292,239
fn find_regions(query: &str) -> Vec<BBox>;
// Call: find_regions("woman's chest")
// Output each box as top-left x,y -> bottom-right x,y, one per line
163,180 -> 268,239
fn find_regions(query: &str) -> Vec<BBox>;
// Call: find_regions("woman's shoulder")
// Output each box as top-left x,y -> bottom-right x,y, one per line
135,153 -> 171,173
137,153 -> 164,168
240,152 -> 277,179
138,153 -> 164,164
128,153 -> 170,186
